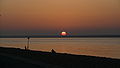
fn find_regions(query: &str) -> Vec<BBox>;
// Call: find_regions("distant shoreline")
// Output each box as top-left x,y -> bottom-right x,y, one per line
0,35 -> 120,38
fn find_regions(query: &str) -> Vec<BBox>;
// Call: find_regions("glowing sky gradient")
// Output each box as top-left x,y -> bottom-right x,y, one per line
0,0 -> 120,36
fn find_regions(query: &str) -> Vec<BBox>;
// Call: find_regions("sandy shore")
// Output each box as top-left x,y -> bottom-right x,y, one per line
0,47 -> 120,68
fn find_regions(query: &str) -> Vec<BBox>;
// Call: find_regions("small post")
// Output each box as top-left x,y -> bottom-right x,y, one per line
27,36 -> 30,50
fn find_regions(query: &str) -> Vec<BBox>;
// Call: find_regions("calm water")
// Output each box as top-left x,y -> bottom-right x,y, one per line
0,38 -> 120,59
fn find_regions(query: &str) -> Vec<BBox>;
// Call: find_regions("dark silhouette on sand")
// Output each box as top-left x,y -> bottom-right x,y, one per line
51,49 -> 56,53
0,47 -> 120,68
24,46 -> 27,50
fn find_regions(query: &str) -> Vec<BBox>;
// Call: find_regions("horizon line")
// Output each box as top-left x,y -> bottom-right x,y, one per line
0,35 -> 120,38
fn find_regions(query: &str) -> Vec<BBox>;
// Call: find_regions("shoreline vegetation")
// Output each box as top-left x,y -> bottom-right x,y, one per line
0,47 -> 120,68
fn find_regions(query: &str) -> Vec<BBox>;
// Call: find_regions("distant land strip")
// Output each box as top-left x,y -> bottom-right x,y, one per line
0,35 -> 120,38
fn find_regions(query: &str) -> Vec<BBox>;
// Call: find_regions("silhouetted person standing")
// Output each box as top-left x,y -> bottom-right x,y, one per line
25,46 -> 27,50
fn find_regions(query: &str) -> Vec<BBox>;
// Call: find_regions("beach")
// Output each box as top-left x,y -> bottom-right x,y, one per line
0,47 -> 120,68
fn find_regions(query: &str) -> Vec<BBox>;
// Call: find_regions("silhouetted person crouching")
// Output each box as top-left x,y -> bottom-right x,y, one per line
51,49 -> 56,53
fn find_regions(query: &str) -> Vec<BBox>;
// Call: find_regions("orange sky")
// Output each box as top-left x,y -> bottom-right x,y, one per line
0,0 -> 120,35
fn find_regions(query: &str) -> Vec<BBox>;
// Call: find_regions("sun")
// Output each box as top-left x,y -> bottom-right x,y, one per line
60,31 -> 67,36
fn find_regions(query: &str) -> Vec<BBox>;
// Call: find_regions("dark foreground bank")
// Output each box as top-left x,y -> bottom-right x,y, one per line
0,47 -> 120,68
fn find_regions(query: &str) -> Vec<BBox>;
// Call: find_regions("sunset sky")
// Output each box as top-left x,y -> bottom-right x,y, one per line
0,0 -> 120,36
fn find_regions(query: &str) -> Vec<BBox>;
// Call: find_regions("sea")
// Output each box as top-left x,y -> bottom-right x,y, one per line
0,38 -> 120,59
